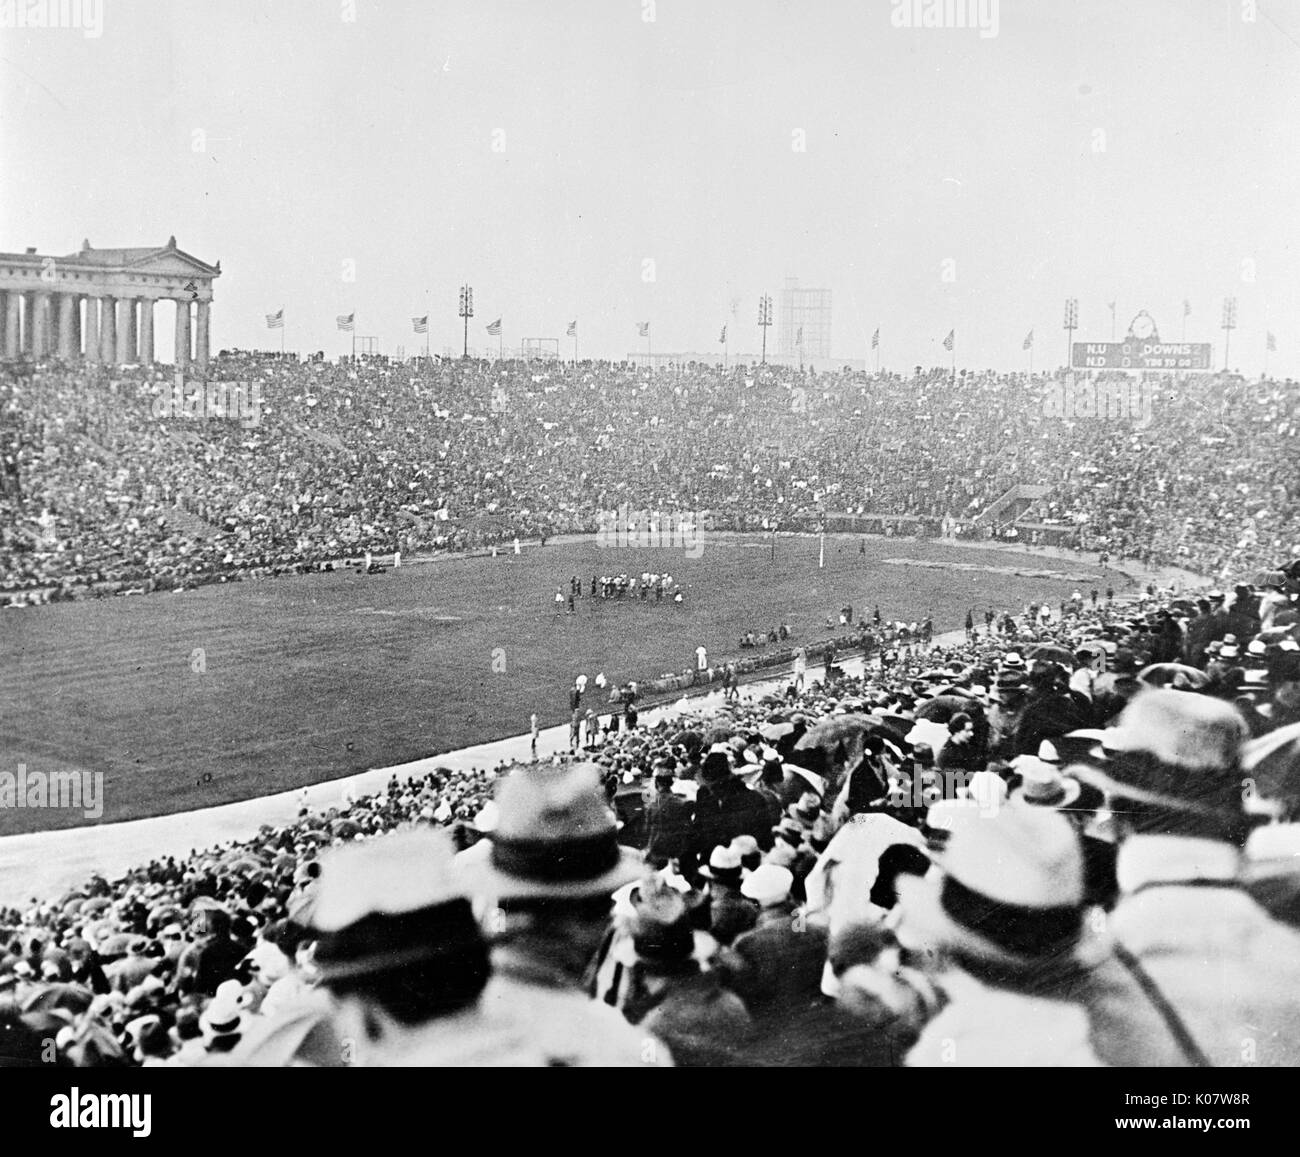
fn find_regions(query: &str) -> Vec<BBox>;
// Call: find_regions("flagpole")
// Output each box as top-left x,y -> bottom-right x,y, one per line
280,309 -> 284,357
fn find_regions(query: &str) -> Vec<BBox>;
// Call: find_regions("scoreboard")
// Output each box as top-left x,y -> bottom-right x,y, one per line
1072,341 -> 1213,370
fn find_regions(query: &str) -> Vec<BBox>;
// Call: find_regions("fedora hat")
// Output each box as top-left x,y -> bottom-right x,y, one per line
1011,755 -> 1082,809
1076,689 -> 1248,822
895,806 -> 1084,969
699,844 -> 743,884
468,762 -> 644,901
311,827 -> 488,982
628,884 -> 695,964
741,863 -> 793,908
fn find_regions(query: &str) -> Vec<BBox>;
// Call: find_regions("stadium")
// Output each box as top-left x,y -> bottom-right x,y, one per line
2,1 -> 1300,1092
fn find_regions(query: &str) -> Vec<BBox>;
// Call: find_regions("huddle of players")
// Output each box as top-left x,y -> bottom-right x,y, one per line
565,573 -> 683,603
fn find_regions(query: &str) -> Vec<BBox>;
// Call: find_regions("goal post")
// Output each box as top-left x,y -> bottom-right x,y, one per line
522,337 -> 560,361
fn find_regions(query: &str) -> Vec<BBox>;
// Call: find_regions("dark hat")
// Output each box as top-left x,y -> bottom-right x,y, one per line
1111,648 -> 1141,675
629,885 -> 695,964
700,750 -> 734,782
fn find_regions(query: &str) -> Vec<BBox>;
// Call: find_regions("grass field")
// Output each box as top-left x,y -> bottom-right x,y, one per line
0,534 -> 1124,834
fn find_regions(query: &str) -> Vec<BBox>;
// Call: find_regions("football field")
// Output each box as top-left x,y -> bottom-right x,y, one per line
0,534 -> 1120,834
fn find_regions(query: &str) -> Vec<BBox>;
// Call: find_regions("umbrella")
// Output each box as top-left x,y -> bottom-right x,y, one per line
783,763 -> 827,797
1242,721 -> 1300,808
330,819 -> 362,839
861,713 -> 915,743
759,721 -> 795,741
1031,643 -> 1076,667
916,695 -> 983,723
794,715 -> 883,750
1137,663 -> 1210,691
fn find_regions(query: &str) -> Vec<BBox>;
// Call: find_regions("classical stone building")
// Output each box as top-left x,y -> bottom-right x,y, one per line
0,237 -> 219,368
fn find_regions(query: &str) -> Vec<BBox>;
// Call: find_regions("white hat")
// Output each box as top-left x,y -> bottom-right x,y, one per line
962,771 -> 1008,810
740,863 -> 794,907
896,806 -> 1084,967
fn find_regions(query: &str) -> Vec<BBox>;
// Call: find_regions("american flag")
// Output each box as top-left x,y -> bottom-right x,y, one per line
412,316 -> 428,334
1023,330 -> 1034,350
337,313 -> 354,331
266,309 -> 284,329
566,320 -> 577,337
637,322 -> 650,337
1267,332 -> 1277,352
486,318 -> 502,336
871,328 -> 879,350
719,325 -> 727,344
942,329 -> 954,351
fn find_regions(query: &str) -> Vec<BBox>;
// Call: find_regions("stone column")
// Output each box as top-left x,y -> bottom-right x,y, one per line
22,292 -> 35,355
58,294 -> 76,359
32,292 -> 51,359
117,298 -> 134,364
2,292 -> 16,359
195,299 -> 210,370
139,299 -> 155,365
71,295 -> 82,358
174,298 -> 191,369
84,296 -> 101,362
101,295 -> 117,363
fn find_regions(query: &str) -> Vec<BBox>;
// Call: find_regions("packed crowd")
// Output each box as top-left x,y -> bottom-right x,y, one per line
4,562 -> 1300,1067
2,355 -> 1297,603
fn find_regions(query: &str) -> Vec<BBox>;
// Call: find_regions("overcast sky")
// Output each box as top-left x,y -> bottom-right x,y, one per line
3,0 -> 1299,373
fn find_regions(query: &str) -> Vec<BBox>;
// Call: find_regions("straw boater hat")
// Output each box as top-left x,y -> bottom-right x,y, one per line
895,805 -> 1086,970
466,762 -> 645,901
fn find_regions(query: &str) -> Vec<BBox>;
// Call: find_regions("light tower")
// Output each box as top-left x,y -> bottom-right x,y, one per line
1221,296 -> 1237,372
758,294 -> 773,365
458,285 -> 474,359
1063,298 -> 1078,369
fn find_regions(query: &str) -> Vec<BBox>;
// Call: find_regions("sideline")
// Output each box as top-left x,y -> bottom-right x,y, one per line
0,534 -> 1195,904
